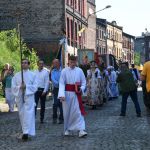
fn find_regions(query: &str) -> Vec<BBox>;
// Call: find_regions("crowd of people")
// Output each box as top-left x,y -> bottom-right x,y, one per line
0,54 -> 150,142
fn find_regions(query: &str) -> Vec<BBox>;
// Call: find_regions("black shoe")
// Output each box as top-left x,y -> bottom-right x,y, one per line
137,114 -> 141,117
108,97 -> 113,101
92,105 -> 97,110
53,119 -> 57,124
22,134 -> 28,141
58,120 -> 64,124
120,113 -> 126,116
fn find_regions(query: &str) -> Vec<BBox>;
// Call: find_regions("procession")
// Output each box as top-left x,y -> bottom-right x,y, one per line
1,51 -> 149,142
1,0 -> 150,149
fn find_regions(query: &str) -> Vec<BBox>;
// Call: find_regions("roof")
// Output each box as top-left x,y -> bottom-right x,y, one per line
96,18 -> 107,27
123,32 -> 135,39
107,21 -> 123,30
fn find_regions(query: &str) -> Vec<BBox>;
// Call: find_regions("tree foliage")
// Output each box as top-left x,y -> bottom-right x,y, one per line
134,52 -> 140,66
0,29 -> 38,72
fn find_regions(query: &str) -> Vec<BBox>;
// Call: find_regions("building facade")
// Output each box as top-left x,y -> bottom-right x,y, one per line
0,0 -> 91,64
96,18 -> 107,55
106,21 -> 123,61
144,32 -> 150,62
85,0 -> 96,51
66,0 -> 88,56
0,0 -> 66,62
135,31 -> 150,64
134,36 -> 145,64
122,33 -> 135,64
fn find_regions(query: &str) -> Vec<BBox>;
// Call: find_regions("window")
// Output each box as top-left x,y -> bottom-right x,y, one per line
97,46 -> 99,53
66,0 -> 69,5
102,31 -> 104,39
67,18 -> 70,38
78,0 -> 81,13
71,20 -> 73,46
70,0 -> 73,6
100,30 -> 101,39
67,18 -> 70,45
116,33 -> 118,41
75,0 -> 77,9
75,22 -> 77,41
104,48 -> 105,54
96,29 -> 99,39
111,31 -> 113,39
108,30 -> 110,38
82,0 -> 85,16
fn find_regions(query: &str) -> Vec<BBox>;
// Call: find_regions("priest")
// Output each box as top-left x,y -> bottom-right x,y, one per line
12,59 -> 38,141
58,55 -> 87,138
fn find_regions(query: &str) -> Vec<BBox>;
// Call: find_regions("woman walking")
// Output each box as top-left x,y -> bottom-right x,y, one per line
87,61 -> 101,109
3,66 -> 15,112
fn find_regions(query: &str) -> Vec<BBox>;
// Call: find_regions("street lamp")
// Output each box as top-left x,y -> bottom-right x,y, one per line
86,5 -> 111,25
79,5 -> 112,47
78,5 -> 111,60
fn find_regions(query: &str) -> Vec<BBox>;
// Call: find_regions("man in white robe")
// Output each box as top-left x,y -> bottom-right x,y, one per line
12,59 -> 38,141
58,55 -> 87,138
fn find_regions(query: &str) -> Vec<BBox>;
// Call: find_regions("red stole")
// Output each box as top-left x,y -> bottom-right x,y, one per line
65,83 -> 86,116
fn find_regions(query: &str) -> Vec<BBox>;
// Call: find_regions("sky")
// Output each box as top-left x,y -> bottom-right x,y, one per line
96,0 -> 150,36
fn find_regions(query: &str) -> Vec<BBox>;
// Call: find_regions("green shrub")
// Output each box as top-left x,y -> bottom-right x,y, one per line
0,29 -> 38,72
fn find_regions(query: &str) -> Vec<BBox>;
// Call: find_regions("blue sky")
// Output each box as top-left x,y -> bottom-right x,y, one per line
96,0 -> 150,36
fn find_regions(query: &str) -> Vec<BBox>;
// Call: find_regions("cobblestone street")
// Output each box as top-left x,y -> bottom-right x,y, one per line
1,90 -> 150,150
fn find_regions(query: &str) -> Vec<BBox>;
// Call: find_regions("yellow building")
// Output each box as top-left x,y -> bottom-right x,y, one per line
106,21 -> 123,61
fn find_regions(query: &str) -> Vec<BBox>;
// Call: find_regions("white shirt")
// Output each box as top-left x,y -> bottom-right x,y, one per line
35,68 -> 49,92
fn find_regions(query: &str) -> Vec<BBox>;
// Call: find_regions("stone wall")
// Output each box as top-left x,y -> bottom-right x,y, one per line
0,0 -> 65,63
0,0 -> 65,40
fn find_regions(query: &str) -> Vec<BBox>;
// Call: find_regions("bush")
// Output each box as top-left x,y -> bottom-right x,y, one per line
0,29 -> 38,72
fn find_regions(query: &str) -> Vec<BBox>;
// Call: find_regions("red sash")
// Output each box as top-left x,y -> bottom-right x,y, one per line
65,84 -> 86,116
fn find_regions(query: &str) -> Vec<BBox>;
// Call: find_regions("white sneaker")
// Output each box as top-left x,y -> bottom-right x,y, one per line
64,130 -> 70,136
79,130 -> 87,138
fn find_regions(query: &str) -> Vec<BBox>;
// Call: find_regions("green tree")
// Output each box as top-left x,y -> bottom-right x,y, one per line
134,52 -> 140,66
0,29 -> 38,72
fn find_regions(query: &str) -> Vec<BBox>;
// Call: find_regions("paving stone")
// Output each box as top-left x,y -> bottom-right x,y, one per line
0,91 -> 150,150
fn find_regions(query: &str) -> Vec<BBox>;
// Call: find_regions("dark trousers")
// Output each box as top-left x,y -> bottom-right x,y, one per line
53,87 -> 63,120
121,90 -> 141,115
35,88 -> 46,121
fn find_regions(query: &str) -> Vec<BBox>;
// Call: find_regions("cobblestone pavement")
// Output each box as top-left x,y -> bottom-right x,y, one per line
1,90 -> 150,150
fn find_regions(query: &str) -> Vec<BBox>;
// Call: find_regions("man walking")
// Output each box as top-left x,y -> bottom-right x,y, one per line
35,60 -> 49,123
51,59 -> 63,124
58,55 -> 87,138
12,59 -> 38,141
117,62 -> 141,117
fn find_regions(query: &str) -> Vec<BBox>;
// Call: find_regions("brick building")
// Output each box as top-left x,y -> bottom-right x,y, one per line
0,0 -> 90,64
122,32 -> 135,64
